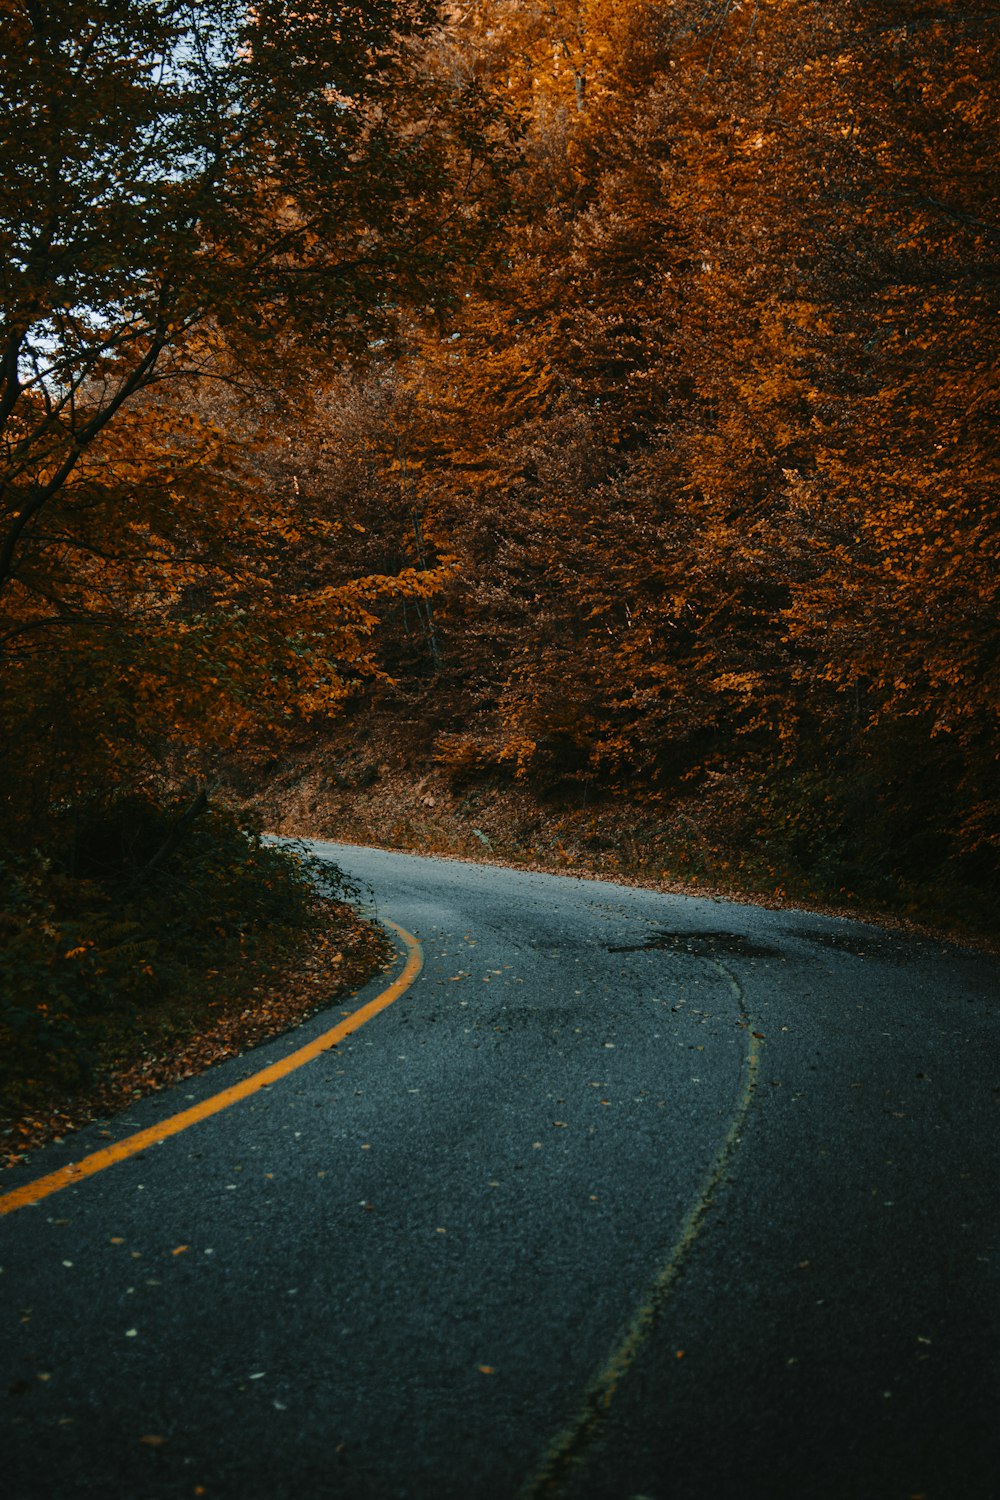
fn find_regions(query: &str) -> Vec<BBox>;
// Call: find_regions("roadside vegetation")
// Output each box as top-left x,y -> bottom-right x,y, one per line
237,0 -> 997,942
0,797 -> 392,1165
0,0 -> 506,1151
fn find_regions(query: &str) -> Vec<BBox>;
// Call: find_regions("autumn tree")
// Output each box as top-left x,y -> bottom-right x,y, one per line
0,0 -> 516,830
318,0 -> 998,914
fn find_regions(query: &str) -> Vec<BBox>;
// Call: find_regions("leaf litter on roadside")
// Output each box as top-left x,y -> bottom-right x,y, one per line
1,902 -> 392,1167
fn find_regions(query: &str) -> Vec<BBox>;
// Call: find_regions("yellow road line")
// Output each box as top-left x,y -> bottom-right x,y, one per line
0,919 -> 422,1218
519,958 -> 760,1500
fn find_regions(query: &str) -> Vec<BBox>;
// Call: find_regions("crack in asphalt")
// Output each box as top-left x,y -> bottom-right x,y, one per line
518,955 -> 762,1500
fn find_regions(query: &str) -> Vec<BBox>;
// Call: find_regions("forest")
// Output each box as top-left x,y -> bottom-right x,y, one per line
2,1 -> 997,1128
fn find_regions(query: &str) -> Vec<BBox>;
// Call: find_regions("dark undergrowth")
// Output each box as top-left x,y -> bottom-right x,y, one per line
0,792 -> 361,1131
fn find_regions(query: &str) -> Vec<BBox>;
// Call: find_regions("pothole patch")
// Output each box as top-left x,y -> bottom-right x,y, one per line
607,930 -> 782,959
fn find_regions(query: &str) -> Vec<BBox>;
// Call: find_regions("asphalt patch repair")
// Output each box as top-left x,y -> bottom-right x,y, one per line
607,930 -> 782,959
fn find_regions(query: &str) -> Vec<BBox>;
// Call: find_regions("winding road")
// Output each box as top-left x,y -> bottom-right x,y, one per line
2,843 -> 998,1499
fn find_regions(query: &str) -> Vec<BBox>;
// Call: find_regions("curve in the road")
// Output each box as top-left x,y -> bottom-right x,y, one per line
4,846 -> 997,1500
0,918 -> 422,1218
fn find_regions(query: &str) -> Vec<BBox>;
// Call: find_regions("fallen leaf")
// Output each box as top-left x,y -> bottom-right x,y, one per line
172,1245 -> 189,1256
138,1434 -> 166,1446
477,1365 -> 496,1375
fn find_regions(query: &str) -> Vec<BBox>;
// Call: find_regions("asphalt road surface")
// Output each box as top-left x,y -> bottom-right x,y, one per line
2,844 -> 998,1500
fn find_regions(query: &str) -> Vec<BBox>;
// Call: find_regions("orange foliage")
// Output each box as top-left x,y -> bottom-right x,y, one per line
4,0 -> 997,917
313,0 -> 999,908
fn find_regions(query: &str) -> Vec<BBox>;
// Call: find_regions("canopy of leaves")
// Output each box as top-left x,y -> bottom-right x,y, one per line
3,0 -> 997,939
301,0 -> 999,923
0,0 -> 517,842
